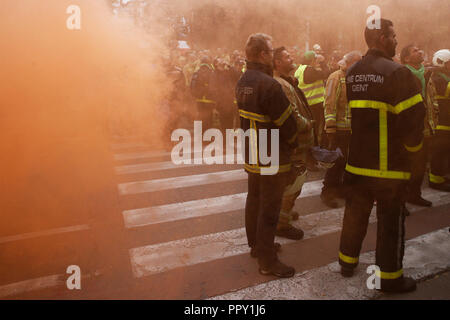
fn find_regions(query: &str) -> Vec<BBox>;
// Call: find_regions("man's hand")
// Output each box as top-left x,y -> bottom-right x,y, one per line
327,133 -> 337,150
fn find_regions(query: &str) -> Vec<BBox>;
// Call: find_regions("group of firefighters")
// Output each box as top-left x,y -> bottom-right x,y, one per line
166,18 -> 450,293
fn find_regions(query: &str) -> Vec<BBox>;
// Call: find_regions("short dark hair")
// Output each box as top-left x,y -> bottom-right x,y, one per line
400,44 -> 415,64
364,18 -> 394,48
273,46 -> 286,68
245,33 -> 272,61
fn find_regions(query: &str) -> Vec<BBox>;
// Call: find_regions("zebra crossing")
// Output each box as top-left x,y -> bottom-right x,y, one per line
113,141 -> 450,299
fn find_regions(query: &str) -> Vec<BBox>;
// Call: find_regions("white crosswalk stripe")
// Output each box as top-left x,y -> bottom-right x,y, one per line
114,145 -> 450,298
115,154 -> 243,174
123,179 -> 323,227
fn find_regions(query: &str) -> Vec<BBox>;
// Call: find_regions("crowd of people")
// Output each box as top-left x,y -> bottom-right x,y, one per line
163,45 -> 344,135
162,19 -> 450,293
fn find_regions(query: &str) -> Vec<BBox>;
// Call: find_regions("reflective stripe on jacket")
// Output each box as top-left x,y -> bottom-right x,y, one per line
236,61 -> 298,174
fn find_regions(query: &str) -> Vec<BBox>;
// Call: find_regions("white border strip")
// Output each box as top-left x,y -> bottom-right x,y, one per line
0,274 -> 65,298
0,224 -> 90,244
118,169 -> 247,195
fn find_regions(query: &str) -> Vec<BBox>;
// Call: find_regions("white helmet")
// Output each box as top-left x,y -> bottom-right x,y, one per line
432,49 -> 450,67
313,44 -> 322,51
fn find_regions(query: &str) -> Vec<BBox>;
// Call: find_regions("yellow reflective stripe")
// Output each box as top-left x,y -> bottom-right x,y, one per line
339,252 -> 358,264
197,96 -> 216,104
238,109 -> 271,123
244,163 -> 260,173
404,140 -> 423,152
346,164 -> 411,180
294,65 -> 307,84
349,94 -> 423,114
302,83 -> 324,92
350,100 -> 386,110
249,120 -> 258,165
307,93 -> 325,101
436,125 -> 450,131
429,173 -> 446,184
244,163 -> 291,174
375,269 -> 403,280
395,94 -> 423,113
435,96 -> 450,100
379,110 -> 388,171
274,104 -> 293,126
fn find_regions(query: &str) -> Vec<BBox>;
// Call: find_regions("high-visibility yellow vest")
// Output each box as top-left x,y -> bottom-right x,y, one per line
295,64 -> 325,106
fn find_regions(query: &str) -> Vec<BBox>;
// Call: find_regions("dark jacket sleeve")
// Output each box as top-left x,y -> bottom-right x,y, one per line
303,63 -> 331,84
394,67 -> 426,150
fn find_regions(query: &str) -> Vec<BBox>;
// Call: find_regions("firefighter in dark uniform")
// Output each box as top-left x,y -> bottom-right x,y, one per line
338,19 -> 425,293
190,56 -> 218,131
428,49 -> 450,191
236,33 -> 298,278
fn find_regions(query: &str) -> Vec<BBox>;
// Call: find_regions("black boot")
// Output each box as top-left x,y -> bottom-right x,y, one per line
275,225 -> 304,240
320,191 -> 339,208
259,259 -> 295,278
378,276 -> 417,293
407,195 -> 432,207
340,266 -> 354,277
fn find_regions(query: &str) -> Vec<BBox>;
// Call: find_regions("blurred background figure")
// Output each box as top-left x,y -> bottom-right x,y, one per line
190,55 -> 218,131
427,49 -> 450,192
294,50 -> 332,147
400,44 -> 434,206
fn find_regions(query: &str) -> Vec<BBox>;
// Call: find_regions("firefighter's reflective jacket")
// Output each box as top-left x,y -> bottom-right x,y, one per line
235,61 -> 298,174
324,69 -> 351,133
273,72 -> 315,161
427,69 -> 450,132
345,49 -> 426,181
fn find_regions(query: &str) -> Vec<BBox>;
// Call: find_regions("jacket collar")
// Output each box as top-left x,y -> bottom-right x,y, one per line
366,48 -> 393,61
246,61 -> 273,77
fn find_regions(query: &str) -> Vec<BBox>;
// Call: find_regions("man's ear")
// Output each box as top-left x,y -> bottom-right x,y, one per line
377,34 -> 386,48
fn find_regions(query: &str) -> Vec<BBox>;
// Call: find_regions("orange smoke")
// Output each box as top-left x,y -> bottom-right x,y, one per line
0,0 -> 170,233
